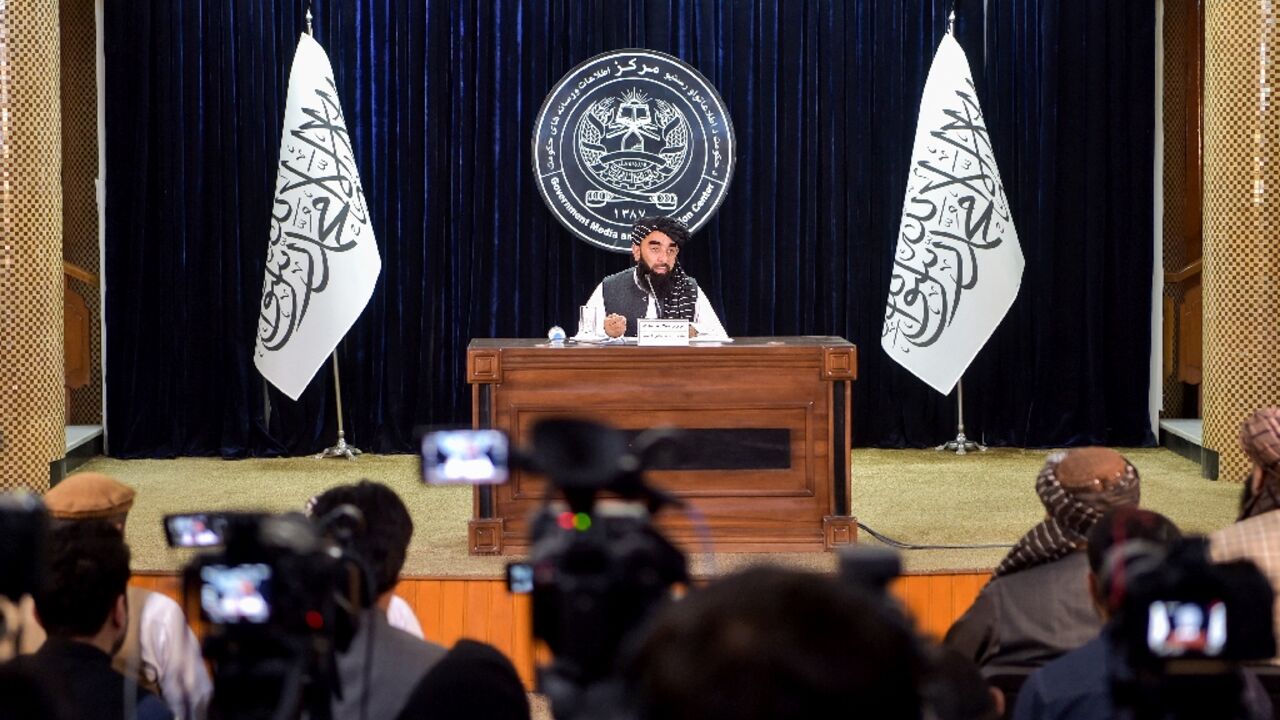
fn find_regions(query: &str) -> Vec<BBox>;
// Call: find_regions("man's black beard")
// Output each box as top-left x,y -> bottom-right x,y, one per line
637,259 -> 674,297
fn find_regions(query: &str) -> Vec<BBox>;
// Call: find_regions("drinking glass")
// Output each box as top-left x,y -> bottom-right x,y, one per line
579,305 -> 598,337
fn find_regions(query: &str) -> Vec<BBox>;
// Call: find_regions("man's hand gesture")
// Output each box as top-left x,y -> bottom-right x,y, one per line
604,313 -> 627,338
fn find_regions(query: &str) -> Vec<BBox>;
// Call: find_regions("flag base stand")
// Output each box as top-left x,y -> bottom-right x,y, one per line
316,430 -> 362,460
935,432 -> 986,455
315,352 -> 361,460
936,379 -> 986,456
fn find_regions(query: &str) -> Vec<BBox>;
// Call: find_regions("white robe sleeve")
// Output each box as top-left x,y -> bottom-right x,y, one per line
386,593 -> 426,639
140,592 -> 213,719
580,282 -> 607,337
692,289 -> 728,339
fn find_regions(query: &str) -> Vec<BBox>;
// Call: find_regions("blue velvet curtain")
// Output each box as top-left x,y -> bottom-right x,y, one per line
103,0 -> 1155,458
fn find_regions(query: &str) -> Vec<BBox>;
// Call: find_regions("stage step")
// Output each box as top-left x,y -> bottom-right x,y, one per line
66,424 -> 102,452
58,424 -> 104,481
1158,418 -> 1218,480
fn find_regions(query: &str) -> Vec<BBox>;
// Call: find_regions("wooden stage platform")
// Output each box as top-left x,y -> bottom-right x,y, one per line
130,570 -> 989,689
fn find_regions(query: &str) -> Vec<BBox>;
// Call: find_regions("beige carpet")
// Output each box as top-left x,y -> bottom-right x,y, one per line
76,446 -> 1239,578
850,447 -> 1240,572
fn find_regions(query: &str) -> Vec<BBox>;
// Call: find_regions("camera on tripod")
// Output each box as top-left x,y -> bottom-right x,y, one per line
471,418 -> 690,720
172,511 -> 367,720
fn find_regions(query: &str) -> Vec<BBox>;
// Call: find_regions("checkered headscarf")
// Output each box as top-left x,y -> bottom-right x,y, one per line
1238,408 -> 1280,519
1241,408 -> 1280,470
630,216 -> 690,247
994,448 -> 1141,577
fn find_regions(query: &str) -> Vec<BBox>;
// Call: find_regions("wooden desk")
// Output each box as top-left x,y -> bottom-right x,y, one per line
466,337 -> 857,554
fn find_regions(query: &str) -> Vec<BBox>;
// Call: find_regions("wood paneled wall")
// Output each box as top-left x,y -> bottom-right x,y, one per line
891,572 -> 989,641
131,569 -> 991,690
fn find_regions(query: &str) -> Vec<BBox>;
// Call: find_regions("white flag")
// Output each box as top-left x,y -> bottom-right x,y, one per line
882,34 -> 1023,395
255,34 -> 381,401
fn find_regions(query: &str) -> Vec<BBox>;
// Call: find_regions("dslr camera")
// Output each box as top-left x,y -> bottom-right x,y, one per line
1108,537 -> 1275,720
174,511 -> 367,720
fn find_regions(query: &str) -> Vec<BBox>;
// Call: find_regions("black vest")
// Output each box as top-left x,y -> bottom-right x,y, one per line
601,268 -> 698,336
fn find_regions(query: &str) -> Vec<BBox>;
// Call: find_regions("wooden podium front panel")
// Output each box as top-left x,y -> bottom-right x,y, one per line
468,337 -> 855,554
507,407 -> 815,500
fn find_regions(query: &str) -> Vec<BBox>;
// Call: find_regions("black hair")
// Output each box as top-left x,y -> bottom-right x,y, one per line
34,520 -> 130,638
626,567 -> 925,720
631,216 -> 690,247
922,647 -> 1000,720
1086,507 -> 1182,576
311,480 -> 413,599
394,640 -> 529,720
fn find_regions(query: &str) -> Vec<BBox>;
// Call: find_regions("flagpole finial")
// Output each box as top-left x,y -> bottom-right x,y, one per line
947,9 -> 956,35
305,7 -> 313,36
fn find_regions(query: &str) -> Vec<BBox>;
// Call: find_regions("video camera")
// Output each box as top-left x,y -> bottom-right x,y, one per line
471,419 -> 690,720
173,511 -> 367,720
1108,537 -> 1275,720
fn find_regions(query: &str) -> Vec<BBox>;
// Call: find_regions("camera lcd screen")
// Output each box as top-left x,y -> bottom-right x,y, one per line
200,563 -> 272,624
421,429 -> 509,485
164,513 -> 226,548
1147,599 -> 1227,658
507,562 -> 534,594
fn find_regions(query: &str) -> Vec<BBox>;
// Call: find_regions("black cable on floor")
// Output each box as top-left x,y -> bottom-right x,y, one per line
856,521 -> 1015,551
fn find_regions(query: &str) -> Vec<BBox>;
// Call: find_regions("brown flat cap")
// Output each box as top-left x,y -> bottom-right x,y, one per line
44,472 -> 136,520
1056,447 -> 1132,493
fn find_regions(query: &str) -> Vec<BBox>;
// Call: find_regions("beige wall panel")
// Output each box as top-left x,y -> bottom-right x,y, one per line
0,0 -> 66,491
1202,0 -> 1280,481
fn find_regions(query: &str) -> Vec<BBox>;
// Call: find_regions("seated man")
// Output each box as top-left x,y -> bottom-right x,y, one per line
306,492 -> 425,640
924,647 -> 1004,720
1210,407 -> 1280,660
582,216 -> 727,339
7,521 -> 173,720
310,480 -> 447,720
945,448 -> 1141,670
623,566 -> 926,720
27,473 -> 211,719
394,639 -> 530,720
1013,507 -> 1271,720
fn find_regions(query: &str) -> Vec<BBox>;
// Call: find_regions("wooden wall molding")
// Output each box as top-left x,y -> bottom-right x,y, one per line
131,568 -> 990,690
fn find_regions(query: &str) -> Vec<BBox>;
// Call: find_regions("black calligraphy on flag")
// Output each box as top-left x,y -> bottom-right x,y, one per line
254,34 -> 380,401
881,35 -> 1023,395
258,80 -> 370,354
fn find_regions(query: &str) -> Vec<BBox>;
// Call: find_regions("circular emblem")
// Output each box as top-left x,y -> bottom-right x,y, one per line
532,49 -> 736,252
